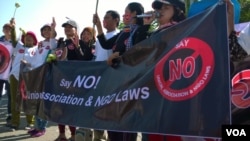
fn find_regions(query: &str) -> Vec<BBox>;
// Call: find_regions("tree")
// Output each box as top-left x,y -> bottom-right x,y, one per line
238,0 -> 250,22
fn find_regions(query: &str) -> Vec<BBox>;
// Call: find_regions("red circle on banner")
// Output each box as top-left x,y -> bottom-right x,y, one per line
154,37 -> 214,101
231,69 -> 250,108
0,43 -> 11,74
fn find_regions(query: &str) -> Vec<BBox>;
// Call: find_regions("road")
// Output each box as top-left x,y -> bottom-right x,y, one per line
0,94 -> 71,141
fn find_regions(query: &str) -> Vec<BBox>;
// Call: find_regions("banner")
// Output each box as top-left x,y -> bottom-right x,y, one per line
21,2 -> 230,138
0,42 -> 12,80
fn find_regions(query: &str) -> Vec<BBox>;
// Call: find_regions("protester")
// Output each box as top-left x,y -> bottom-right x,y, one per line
8,30 -> 38,131
92,10 -> 120,141
75,10 -> 121,141
94,10 -> 120,62
74,26 -> 96,141
146,0 -> 245,141
145,0 -> 186,36
139,0 -> 187,140
78,26 -> 95,61
55,19 -> 94,141
93,2 -> 151,141
54,19 -> 78,141
27,18 -> 57,137
0,18 -> 16,126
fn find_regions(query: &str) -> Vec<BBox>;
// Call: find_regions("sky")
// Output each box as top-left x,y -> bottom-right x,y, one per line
0,0 -> 153,41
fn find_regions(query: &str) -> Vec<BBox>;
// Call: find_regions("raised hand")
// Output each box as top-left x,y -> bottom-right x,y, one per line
71,32 -> 80,48
51,17 -> 57,38
93,13 -> 101,27
51,17 -> 56,29
10,18 -> 16,27
93,13 -> 103,35
143,11 -> 156,25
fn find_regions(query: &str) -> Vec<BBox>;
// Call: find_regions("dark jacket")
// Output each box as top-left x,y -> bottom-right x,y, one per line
59,39 -> 94,61
97,25 -> 150,56
79,40 -> 94,61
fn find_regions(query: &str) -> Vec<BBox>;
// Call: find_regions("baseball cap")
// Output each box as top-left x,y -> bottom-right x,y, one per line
62,20 -> 78,29
40,23 -> 51,31
40,23 -> 51,37
152,0 -> 185,13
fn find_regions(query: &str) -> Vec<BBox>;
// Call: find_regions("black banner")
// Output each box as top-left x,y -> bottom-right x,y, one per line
21,3 -> 230,138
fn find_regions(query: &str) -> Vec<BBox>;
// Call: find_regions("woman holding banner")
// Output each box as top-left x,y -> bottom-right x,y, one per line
143,0 -> 187,140
146,0 -> 245,141
27,18 -> 57,138
9,30 -> 38,131
93,2 -> 151,141
0,18 -> 16,126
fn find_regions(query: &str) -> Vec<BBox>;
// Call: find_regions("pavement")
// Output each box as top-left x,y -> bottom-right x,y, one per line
0,94 -> 71,141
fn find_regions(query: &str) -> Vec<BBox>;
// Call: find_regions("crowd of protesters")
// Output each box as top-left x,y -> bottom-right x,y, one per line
0,0 -> 246,141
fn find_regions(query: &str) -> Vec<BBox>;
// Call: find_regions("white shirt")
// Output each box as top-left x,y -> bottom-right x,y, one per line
35,38 -> 57,67
10,41 -> 38,80
94,29 -> 119,61
10,39 -> 57,80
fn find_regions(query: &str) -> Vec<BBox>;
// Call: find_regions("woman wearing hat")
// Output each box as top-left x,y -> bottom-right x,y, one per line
146,0 -> 240,140
27,18 -> 57,138
9,30 -> 39,131
144,0 -> 186,36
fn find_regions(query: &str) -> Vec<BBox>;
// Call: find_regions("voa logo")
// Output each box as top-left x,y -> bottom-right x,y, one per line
226,129 -> 246,136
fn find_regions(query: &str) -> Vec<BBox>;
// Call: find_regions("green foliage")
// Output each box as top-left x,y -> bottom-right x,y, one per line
238,0 -> 250,22
117,22 -> 125,30
117,20 -> 158,32
149,20 -> 159,33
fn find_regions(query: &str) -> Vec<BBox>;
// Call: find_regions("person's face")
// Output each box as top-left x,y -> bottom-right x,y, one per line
64,24 -> 76,37
122,7 -> 136,25
81,31 -> 92,43
2,26 -> 12,37
103,13 -> 118,32
25,34 -> 35,47
155,4 -> 175,25
42,26 -> 51,39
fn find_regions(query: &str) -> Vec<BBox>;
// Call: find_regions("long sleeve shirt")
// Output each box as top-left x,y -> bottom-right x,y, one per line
97,25 -> 150,56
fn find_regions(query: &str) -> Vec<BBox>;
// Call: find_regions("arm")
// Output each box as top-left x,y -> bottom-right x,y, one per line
97,33 -> 119,49
50,17 -> 57,38
93,13 -> 120,49
93,13 -> 104,36
133,25 -> 151,44
10,18 -> 17,47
